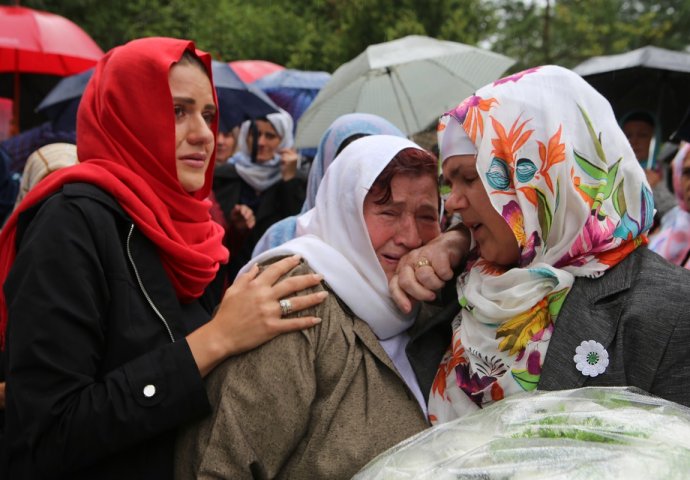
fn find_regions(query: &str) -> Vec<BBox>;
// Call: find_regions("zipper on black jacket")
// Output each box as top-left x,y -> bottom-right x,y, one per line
126,224 -> 175,343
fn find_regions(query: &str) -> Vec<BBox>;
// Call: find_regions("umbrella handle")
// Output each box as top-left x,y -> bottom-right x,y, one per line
11,69 -> 20,136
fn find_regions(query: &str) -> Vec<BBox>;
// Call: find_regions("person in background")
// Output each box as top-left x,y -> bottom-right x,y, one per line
176,135 -> 443,479
252,112 -> 406,256
0,37 -> 325,479
391,66 -> 690,423
621,110 -> 675,224
0,149 -> 18,227
13,142 -> 79,209
214,122 -> 238,167
213,109 -> 305,282
649,142 -> 690,268
0,121 -> 76,176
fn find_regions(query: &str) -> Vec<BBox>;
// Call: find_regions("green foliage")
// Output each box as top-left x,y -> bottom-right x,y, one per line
8,0 -> 690,73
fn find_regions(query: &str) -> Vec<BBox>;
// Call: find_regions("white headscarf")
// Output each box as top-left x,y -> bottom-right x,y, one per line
248,134 -> 424,339
251,113 -> 405,257
232,108 -> 294,192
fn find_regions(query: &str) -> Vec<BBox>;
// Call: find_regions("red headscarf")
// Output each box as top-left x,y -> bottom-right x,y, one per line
0,38 -> 229,347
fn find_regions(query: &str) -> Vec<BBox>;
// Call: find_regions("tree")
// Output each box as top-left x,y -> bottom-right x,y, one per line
9,0 -> 690,73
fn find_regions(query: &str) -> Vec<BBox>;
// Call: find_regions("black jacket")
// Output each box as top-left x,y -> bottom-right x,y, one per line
213,163 -> 305,281
1,183 -> 222,479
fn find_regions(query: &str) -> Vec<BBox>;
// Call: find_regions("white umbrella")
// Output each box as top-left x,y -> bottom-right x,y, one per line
295,35 -> 515,148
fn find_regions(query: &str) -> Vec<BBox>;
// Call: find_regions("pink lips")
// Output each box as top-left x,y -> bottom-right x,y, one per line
179,153 -> 207,168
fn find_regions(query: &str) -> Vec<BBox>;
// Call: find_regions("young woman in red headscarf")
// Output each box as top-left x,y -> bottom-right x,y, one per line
0,38 -> 325,479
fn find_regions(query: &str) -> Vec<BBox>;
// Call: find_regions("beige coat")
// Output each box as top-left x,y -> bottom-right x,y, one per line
175,262 -> 429,479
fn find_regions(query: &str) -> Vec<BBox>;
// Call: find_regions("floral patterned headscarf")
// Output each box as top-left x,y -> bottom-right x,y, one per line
428,65 -> 653,424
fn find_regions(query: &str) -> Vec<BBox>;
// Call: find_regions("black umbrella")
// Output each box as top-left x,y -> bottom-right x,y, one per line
573,46 -> 690,141
35,67 -> 93,132
35,61 -> 279,132
211,60 -> 279,130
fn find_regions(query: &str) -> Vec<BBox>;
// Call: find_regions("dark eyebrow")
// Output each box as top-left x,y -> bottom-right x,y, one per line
446,166 -> 461,180
172,96 -> 217,112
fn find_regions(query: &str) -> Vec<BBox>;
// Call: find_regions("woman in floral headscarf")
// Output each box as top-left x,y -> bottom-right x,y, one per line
649,142 -> 690,268
395,65 -> 690,424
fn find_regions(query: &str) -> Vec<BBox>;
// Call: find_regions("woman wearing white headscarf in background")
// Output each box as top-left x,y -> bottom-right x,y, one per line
176,135 -> 444,479
213,108 -> 305,281
252,112 -> 405,256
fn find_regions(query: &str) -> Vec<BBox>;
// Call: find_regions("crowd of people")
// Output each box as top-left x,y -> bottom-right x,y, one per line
0,37 -> 689,479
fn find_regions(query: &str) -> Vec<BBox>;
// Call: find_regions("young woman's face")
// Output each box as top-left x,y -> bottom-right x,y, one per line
247,119 -> 281,163
170,62 -> 216,193
442,154 -> 519,266
363,173 -> 441,282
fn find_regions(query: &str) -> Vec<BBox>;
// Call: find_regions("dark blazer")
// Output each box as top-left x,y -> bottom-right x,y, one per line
1,184 -> 220,480
213,163 -> 305,281
408,247 -> 690,408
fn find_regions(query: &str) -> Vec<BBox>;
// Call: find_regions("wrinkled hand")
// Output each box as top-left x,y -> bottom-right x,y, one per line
389,226 -> 471,313
279,148 -> 300,181
230,204 -> 256,232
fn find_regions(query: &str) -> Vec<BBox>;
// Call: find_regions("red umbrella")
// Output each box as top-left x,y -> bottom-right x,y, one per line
229,60 -> 284,83
0,5 -> 104,133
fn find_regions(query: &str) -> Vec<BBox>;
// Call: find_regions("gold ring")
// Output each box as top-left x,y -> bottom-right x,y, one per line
279,299 -> 293,316
414,257 -> 431,270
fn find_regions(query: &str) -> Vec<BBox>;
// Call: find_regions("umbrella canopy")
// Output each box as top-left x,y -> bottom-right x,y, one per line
34,61 -> 280,133
294,35 -> 515,148
0,5 -> 103,132
0,6 -> 103,75
211,61 -> 279,130
253,69 -> 331,125
229,60 -> 284,83
573,46 -> 690,141
35,67 -> 93,132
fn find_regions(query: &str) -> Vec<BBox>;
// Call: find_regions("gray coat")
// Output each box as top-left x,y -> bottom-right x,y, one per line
408,247 -> 690,407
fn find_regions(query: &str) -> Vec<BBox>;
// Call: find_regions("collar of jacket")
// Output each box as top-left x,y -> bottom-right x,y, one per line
538,248 -> 638,390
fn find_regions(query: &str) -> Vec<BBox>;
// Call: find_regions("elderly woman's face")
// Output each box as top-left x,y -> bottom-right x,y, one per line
247,119 -> 281,163
170,62 -> 216,193
443,154 -> 519,266
363,173 -> 441,281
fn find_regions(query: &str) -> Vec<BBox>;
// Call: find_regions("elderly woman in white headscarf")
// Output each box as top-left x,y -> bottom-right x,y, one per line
213,108 -> 305,281
252,112 -> 406,256
176,135 -> 444,479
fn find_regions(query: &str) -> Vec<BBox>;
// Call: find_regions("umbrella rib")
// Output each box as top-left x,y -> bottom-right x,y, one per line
387,67 -> 413,133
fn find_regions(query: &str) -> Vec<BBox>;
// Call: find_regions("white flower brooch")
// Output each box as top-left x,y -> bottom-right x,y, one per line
573,340 -> 609,377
